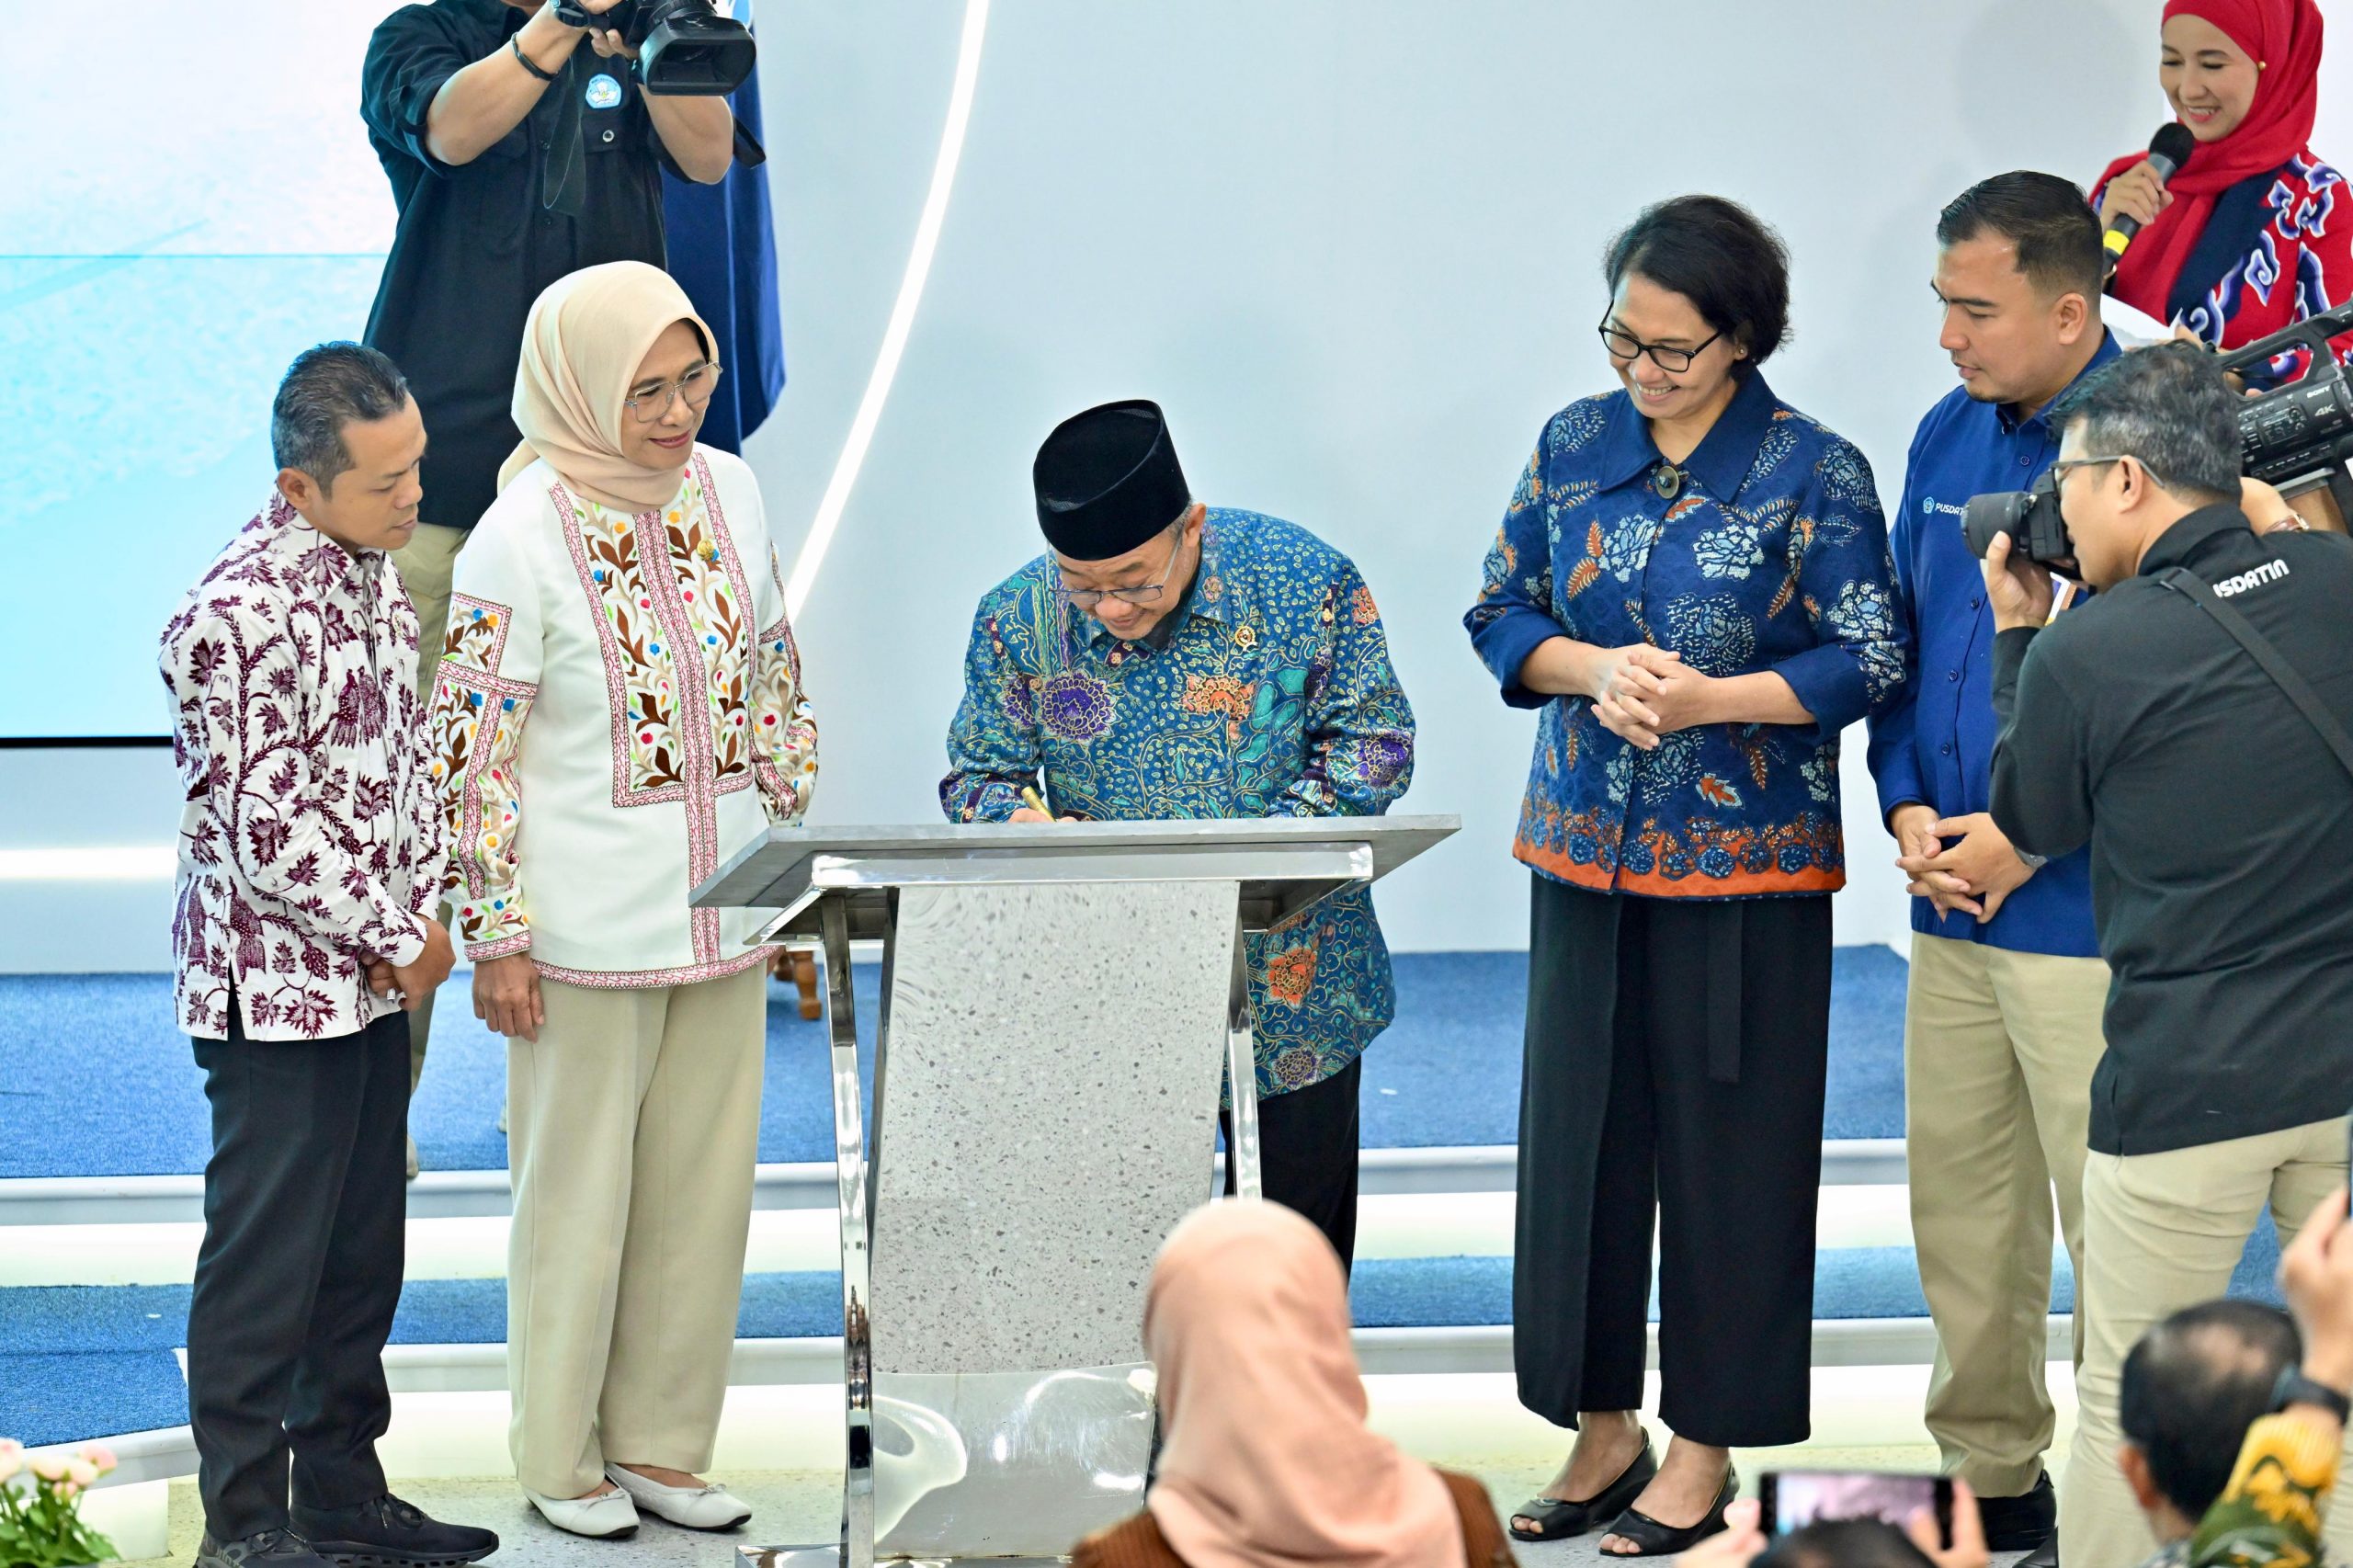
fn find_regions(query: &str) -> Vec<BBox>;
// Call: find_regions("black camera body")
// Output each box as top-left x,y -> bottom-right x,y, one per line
1964,467 -> 2074,565
2223,301 -> 2353,525
551,0 -> 756,95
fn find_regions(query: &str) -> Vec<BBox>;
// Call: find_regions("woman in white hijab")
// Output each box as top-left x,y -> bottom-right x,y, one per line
1074,1199 -> 1517,1568
429,260 -> 818,1538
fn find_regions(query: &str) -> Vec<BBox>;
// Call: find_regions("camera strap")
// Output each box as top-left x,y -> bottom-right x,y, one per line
540,48 -> 590,218
2157,566 -> 2353,787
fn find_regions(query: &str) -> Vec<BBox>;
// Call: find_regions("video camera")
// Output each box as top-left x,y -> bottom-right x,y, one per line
551,0 -> 755,96
2224,301 -> 2353,526
1964,301 -> 2353,563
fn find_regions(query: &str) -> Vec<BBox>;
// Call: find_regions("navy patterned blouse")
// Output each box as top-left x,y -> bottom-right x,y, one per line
1464,372 -> 1906,900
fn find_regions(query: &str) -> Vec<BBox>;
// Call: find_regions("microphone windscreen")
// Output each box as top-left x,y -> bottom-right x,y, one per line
2150,121 -> 2197,178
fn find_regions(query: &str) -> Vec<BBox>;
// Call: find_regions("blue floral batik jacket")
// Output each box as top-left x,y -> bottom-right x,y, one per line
1464,372 -> 1907,900
942,509 -> 1415,1096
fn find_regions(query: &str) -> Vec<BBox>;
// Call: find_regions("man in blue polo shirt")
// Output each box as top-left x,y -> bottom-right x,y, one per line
1868,172 -> 2119,1568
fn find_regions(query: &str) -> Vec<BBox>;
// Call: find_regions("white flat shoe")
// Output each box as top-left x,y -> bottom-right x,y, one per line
604,1465 -> 753,1530
524,1484 -> 640,1538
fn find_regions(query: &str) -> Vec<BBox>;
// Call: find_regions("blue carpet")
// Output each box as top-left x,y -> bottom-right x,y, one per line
0,1221 -> 2283,1449
0,948 -> 1908,1181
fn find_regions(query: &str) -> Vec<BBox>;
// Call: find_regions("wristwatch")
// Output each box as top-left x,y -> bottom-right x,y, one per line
2271,1365 -> 2353,1424
2017,850 -> 2049,872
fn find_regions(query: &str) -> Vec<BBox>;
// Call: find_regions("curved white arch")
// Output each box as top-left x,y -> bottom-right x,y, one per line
783,0 -> 991,619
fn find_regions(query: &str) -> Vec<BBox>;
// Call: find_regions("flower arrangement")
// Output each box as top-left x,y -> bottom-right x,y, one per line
0,1439 -> 119,1568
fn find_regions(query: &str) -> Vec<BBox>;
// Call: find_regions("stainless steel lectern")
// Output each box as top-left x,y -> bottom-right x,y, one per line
691,816 -> 1458,1568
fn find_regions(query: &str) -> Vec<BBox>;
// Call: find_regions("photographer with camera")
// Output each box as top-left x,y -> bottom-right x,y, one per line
358,0 -> 745,1172
1975,342 -> 2353,1568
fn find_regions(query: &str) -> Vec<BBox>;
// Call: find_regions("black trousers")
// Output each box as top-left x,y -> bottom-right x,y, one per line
1222,1055 -> 1362,1270
186,1006 -> 410,1540
1514,877 -> 1830,1448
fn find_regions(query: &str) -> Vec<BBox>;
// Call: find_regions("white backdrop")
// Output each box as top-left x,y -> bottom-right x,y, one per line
8,1 -> 2349,969
738,0 -> 2353,957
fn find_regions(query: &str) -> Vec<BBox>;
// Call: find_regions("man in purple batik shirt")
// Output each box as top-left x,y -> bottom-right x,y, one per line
157,344 -> 493,1568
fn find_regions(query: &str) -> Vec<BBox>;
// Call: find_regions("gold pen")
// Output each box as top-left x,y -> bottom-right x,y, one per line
1019,785 -> 1052,819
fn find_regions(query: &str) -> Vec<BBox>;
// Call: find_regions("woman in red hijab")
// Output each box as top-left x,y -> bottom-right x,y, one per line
2093,0 -> 2347,379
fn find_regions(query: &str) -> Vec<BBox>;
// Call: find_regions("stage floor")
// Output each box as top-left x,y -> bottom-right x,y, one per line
0,948 -> 1911,1180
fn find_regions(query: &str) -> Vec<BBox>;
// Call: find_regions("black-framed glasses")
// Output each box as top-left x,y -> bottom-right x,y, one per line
1063,525 -> 1187,609
1598,315 -> 1724,373
624,362 -> 724,424
2049,455 -> 2129,486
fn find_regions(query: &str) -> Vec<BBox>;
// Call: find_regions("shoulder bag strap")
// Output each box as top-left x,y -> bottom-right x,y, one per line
2157,565 -> 2353,786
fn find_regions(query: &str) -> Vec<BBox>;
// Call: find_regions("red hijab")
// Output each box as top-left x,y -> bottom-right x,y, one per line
2097,0 -> 2326,319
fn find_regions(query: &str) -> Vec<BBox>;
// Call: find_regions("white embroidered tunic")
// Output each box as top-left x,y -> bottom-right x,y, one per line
159,495 -> 448,1040
431,447 -> 817,986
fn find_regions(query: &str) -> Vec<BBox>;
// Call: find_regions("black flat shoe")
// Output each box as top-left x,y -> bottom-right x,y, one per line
1509,1439 -> 1659,1542
1974,1471 -> 2056,1552
1599,1467 -> 1739,1558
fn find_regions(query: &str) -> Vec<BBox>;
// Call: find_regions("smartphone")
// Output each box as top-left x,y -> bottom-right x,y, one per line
1756,1470 -> 1953,1547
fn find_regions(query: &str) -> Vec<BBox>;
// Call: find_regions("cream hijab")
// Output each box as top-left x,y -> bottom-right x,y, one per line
500,260 -> 717,514
1143,1202 -> 1466,1568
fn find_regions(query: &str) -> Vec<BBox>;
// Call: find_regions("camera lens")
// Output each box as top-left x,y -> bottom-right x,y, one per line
1962,493 -> 2027,561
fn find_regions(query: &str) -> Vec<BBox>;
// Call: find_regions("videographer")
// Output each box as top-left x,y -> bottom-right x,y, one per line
1976,343 -> 2353,1568
358,0 -> 739,1172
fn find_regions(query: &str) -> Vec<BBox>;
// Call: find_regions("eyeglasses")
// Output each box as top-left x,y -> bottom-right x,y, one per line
2049,455 -> 2129,486
624,363 -> 724,424
1598,315 -> 1724,373
1063,525 -> 1188,609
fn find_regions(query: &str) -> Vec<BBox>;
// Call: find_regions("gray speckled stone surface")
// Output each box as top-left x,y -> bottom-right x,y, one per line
869,880 -> 1235,1378
863,880 -> 1236,1561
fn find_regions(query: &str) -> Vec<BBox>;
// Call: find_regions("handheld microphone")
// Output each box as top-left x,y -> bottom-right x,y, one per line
2105,122 -> 2197,277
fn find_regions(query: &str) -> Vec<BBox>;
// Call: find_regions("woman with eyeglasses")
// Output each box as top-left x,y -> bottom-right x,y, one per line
1463,196 -> 1907,1556
428,260 -> 818,1538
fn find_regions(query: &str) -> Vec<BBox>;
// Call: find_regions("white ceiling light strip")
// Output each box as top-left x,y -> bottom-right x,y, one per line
783,0 -> 991,619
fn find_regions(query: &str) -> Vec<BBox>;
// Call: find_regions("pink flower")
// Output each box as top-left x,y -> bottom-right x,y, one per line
79,1443 -> 116,1471
66,1458 -> 98,1487
30,1453 -> 67,1482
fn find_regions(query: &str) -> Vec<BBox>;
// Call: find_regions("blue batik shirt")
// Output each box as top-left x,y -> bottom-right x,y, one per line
1465,372 -> 1907,899
1863,335 -> 2116,959
941,509 -> 1416,1097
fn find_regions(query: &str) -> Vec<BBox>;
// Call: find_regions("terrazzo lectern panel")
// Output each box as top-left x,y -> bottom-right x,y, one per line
692,817 -> 1458,1568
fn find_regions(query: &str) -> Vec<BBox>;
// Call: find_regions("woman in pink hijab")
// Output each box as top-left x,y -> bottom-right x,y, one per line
1073,1201 -> 1515,1568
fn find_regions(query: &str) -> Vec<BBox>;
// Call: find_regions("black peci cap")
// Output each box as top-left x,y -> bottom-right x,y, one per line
1031,399 -> 1190,561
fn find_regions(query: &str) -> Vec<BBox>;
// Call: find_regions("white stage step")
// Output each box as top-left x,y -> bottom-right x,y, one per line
0,1139 -> 1907,1226
59,1307 -> 2053,1494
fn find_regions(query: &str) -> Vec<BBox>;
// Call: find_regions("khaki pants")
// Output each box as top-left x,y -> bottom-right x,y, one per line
391,522 -> 469,1100
1905,933 -> 2109,1496
2059,1115 -> 2353,1568
506,966 -> 767,1496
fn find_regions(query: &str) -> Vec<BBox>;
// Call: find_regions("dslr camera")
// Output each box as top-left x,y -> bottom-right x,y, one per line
552,0 -> 755,95
1963,467 -> 2072,567
1964,301 -> 2353,563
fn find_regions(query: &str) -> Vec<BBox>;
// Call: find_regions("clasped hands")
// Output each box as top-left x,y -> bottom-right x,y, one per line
1586,642 -> 1717,750
1891,804 -> 2034,923
363,914 -> 459,1011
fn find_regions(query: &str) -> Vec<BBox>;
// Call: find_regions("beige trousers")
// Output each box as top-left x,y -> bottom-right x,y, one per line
1905,932 -> 2109,1495
506,966 -> 767,1496
391,521 -> 469,1095
2059,1115 -> 2353,1568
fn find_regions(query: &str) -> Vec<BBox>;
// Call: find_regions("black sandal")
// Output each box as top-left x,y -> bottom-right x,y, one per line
1509,1439 -> 1659,1542
1599,1467 -> 1740,1558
